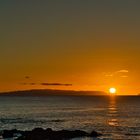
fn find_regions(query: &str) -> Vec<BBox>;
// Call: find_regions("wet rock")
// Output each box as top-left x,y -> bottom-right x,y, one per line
90,130 -> 102,137
19,128 -> 89,140
2,129 -> 25,139
25,128 -> 47,140
2,128 -> 101,140
2,130 -> 14,138
2,129 -> 19,138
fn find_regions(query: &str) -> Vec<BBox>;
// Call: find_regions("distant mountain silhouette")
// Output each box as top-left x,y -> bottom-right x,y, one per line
0,89 -> 107,96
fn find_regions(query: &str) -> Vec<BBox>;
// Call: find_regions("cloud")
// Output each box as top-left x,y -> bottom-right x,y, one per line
104,69 -> 129,77
25,76 -> 30,79
30,83 -> 36,85
105,74 -> 113,77
21,82 -> 72,86
41,83 -> 72,86
115,70 -> 129,73
120,75 -> 128,78
20,83 -> 36,85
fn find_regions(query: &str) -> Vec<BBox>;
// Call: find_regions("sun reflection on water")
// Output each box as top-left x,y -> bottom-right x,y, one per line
107,97 -> 119,127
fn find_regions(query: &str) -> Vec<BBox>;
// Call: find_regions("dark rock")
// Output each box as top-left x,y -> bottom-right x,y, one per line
6,128 -> 102,140
2,129 -> 18,138
90,130 -> 102,137
2,130 -> 13,138
46,128 -> 53,132
21,129 -> 89,140
50,130 -> 89,140
2,129 -> 25,139
25,128 -> 47,140
31,128 -> 45,135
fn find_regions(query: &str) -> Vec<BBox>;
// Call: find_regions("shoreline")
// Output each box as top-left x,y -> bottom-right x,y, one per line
1,128 -> 102,140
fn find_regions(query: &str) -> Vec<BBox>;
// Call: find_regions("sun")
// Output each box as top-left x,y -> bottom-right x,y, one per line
109,88 -> 116,95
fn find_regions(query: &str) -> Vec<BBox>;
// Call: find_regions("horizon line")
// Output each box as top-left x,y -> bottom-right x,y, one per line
0,89 -> 138,96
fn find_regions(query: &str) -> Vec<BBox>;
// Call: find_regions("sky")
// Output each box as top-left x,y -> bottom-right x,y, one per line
0,0 -> 140,95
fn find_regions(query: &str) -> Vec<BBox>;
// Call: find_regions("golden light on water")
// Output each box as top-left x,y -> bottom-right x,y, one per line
109,88 -> 117,95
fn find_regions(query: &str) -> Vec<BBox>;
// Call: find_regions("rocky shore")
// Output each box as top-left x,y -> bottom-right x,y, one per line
1,128 -> 102,140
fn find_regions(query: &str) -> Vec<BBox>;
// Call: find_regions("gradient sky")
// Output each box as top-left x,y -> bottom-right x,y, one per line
0,0 -> 140,94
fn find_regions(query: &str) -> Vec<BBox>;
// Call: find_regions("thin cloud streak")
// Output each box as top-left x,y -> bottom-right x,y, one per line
120,75 -> 128,78
115,70 -> 129,73
41,83 -> 72,86
20,83 -> 72,86
104,69 -> 129,78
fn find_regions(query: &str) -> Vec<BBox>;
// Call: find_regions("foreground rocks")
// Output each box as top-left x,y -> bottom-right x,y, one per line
2,128 -> 102,140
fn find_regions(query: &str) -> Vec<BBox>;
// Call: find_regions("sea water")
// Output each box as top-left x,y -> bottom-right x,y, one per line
0,95 -> 139,140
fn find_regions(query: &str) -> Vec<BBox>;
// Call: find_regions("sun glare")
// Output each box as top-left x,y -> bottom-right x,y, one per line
109,88 -> 116,95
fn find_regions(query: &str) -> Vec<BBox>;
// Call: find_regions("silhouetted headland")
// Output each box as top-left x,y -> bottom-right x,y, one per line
0,89 -> 107,96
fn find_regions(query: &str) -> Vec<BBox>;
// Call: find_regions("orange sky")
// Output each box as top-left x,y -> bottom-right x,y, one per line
0,1 -> 140,95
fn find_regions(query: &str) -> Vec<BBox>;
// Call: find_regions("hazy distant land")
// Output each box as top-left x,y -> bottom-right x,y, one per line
0,89 -> 107,96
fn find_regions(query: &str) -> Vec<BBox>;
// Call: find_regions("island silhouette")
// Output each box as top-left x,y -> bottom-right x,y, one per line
0,89 -> 107,96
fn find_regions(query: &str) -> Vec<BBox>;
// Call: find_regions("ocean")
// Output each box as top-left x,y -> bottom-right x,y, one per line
0,95 -> 139,140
